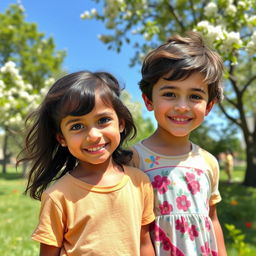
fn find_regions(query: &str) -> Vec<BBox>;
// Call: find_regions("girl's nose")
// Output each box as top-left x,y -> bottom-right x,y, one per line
86,127 -> 101,141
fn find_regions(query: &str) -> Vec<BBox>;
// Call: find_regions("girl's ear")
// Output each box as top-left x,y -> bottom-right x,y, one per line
119,119 -> 125,133
205,101 -> 214,116
142,93 -> 154,111
56,133 -> 67,147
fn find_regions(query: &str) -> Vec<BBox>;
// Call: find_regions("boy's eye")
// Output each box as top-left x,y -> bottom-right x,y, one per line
163,92 -> 175,97
70,123 -> 84,131
98,117 -> 111,125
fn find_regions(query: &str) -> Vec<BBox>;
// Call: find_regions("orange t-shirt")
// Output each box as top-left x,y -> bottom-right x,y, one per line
32,165 -> 155,256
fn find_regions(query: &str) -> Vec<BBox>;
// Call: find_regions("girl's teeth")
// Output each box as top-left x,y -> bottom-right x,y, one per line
87,145 -> 105,152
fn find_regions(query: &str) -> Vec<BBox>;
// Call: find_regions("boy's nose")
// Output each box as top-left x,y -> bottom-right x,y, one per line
174,100 -> 190,112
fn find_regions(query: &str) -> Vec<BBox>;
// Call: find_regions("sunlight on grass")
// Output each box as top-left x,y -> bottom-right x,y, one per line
0,174 -> 40,255
1,165 -> 256,255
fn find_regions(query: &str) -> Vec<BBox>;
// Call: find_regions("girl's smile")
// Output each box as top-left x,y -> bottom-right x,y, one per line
57,93 -> 124,169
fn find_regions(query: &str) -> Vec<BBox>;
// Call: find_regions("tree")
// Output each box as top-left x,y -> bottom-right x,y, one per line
82,0 -> 256,187
121,91 -> 154,146
0,4 -> 65,173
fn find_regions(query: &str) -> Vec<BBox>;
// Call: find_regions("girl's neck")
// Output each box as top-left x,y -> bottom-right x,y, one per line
143,129 -> 192,156
71,158 -> 124,186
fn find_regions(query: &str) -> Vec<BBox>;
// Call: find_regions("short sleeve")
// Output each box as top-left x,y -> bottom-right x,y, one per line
200,149 -> 222,206
141,176 -> 155,226
32,192 -> 65,247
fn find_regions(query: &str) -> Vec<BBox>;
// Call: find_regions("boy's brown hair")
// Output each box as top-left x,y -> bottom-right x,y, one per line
139,32 -> 224,104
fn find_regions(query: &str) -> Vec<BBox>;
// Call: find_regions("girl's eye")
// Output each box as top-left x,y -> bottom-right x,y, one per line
163,92 -> 175,98
70,123 -> 84,131
191,94 -> 203,100
98,117 -> 111,125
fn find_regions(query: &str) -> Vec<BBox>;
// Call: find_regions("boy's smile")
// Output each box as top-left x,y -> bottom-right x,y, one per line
143,72 -> 213,140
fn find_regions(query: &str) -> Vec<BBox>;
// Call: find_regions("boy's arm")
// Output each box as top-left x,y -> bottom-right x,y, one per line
209,205 -> 227,256
140,224 -> 155,256
40,243 -> 61,256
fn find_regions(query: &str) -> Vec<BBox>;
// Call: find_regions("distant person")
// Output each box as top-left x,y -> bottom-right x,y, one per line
224,151 -> 234,183
130,32 -> 227,256
18,71 -> 155,256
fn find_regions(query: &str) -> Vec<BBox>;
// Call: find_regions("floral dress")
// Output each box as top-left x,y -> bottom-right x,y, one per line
133,142 -> 221,256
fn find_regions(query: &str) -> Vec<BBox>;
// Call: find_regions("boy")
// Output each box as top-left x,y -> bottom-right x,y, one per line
131,32 -> 227,256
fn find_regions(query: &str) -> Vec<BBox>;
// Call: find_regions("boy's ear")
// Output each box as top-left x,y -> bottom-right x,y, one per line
205,101 -> 214,116
56,133 -> 67,147
142,93 -> 154,111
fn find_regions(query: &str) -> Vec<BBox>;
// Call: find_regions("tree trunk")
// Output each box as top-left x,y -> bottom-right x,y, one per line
1,132 -> 9,174
243,138 -> 256,187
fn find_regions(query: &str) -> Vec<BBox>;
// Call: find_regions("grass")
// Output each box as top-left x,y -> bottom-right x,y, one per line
1,165 -> 256,255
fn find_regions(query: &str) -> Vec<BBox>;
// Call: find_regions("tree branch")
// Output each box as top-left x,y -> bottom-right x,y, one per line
241,74 -> 256,94
167,3 -> 185,31
218,103 -> 241,128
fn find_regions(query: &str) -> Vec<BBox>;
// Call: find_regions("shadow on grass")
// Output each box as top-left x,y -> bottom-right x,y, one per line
218,181 -> 256,246
0,172 -> 24,180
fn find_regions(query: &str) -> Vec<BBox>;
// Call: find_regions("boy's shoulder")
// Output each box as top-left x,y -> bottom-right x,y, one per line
193,143 -> 219,169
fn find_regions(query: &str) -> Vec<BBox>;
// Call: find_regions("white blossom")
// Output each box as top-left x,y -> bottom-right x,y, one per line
204,2 -> 218,17
225,4 -> 237,16
80,11 -> 90,19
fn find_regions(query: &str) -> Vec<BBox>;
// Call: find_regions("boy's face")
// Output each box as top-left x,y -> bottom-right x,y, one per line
142,72 -> 213,138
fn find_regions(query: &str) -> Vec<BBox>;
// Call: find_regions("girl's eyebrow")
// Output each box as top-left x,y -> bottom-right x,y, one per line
63,111 -> 114,127
64,118 -> 82,127
159,85 -> 206,94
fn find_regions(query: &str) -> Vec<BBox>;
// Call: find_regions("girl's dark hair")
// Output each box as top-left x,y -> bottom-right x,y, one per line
139,31 -> 224,103
17,71 -> 136,200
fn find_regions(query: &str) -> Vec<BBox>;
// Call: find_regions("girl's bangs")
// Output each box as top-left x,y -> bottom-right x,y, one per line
58,83 -> 96,118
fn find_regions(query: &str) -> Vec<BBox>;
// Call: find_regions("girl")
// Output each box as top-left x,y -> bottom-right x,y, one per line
131,32 -> 227,256
18,71 -> 155,256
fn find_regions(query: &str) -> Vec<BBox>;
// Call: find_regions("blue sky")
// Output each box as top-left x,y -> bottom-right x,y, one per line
0,0 -> 151,115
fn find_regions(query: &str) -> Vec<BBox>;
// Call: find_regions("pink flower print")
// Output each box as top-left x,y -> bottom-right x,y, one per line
159,201 -> 173,215
185,172 -> 195,182
176,195 -> 191,211
205,217 -> 211,231
175,216 -> 189,233
200,242 -> 211,256
154,223 -> 167,242
145,155 -> 160,168
211,250 -> 218,256
162,236 -> 172,251
187,180 -> 200,195
195,168 -> 203,175
188,225 -> 199,241
152,175 -> 171,194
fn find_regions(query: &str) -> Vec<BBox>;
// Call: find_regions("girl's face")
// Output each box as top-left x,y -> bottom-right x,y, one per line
57,94 -> 124,166
143,72 -> 213,139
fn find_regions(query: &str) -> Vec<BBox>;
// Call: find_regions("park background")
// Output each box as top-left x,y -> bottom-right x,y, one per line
0,0 -> 256,255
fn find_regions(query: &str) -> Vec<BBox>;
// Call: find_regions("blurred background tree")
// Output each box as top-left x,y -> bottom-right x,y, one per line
0,4 -> 65,174
81,0 -> 256,187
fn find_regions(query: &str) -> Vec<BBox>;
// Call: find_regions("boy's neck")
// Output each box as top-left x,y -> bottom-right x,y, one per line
143,130 -> 192,156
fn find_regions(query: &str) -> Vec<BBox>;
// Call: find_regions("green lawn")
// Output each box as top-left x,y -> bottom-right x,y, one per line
1,165 -> 255,255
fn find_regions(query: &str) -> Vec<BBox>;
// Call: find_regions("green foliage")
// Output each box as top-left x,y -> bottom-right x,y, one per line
190,121 -> 244,158
225,224 -> 251,256
121,91 -> 154,146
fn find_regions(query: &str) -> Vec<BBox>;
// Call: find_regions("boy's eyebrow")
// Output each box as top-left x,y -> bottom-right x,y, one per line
159,85 -> 207,94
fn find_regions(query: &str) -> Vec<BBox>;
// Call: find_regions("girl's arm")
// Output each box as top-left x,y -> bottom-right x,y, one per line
140,224 -> 155,256
209,205 -> 227,256
40,243 -> 61,256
